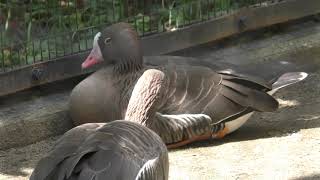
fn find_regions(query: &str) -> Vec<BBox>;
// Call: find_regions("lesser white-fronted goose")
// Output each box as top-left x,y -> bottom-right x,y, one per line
69,22 -> 308,148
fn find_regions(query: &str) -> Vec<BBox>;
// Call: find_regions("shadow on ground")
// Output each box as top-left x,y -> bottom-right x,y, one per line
0,137 -> 58,177
292,174 -> 320,180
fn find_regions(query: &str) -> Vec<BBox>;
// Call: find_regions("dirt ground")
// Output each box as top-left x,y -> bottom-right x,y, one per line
0,70 -> 319,180
1,20 -> 320,180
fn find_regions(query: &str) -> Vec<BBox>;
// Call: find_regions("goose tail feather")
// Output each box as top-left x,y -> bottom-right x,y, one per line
269,72 -> 308,95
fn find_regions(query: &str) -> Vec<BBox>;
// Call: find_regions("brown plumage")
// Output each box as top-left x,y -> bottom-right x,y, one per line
70,22 -> 308,148
31,69 -> 169,180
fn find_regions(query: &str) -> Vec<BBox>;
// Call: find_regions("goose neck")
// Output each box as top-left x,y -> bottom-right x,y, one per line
112,57 -> 143,75
125,69 -> 165,127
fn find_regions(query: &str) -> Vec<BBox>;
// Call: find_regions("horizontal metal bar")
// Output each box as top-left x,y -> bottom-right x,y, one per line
0,0 -> 320,97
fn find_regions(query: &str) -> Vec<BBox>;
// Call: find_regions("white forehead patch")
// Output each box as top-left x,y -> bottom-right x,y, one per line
90,32 -> 103,61
93,32 -> 101,48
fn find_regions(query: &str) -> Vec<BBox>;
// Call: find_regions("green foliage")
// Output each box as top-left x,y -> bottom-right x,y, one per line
0,0 -> 263,69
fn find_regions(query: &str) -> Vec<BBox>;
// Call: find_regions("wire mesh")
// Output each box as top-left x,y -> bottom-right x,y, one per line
0,0 -> 280,73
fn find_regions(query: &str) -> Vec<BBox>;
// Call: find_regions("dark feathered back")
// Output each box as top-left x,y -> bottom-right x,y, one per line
30,121 -> 168,180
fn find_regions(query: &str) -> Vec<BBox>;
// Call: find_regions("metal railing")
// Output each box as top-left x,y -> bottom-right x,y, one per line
0,0 -> 278,73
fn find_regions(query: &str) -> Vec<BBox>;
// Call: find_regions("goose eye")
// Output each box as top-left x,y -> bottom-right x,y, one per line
104,37 -> 112,44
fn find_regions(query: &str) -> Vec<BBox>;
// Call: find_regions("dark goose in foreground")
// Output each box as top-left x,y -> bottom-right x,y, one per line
31,69 -> 169,180
70,23 -> 308,148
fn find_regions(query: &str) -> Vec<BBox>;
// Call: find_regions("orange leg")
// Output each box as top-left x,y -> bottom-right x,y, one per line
166,132 -> 212,149
212,127 -> 229,139
166,126 -> 230,149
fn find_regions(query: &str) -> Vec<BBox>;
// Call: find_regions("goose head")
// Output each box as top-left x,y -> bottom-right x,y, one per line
82,23 -> 143,72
